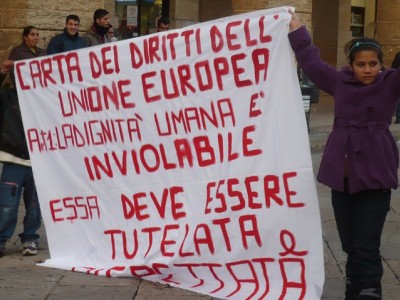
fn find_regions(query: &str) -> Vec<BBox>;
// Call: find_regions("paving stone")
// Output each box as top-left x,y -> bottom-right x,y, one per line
134,280 -> 211,299
47,285 -> 137,300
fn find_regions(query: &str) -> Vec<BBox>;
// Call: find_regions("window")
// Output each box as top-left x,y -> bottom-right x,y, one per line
351,6 -> 365,37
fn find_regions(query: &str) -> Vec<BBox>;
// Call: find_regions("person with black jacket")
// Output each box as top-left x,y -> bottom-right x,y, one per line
0,26 -> 46,257
46,14 -> 87,54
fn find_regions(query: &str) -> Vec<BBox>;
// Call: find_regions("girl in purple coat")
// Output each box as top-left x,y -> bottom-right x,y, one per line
289,11 -> 399,300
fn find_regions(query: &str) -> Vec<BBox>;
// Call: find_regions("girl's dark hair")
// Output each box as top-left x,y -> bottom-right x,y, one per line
344,37 -> 383,64
22,26 -> 38,37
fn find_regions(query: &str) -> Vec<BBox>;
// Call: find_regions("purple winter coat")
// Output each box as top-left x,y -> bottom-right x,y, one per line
289,26 -> 400,193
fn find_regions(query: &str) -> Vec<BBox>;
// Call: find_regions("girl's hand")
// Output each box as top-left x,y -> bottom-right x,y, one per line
289,10 -> 302,31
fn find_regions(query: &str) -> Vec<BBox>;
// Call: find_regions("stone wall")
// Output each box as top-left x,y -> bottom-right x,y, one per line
231,0 -> 312,29
0,0 -> 110,61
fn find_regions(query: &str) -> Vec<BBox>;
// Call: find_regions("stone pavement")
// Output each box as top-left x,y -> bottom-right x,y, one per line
1,94 -> 400,299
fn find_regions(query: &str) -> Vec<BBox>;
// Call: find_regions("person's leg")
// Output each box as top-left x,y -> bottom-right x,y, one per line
18,166 -> 41,244
332,184 -> 358,299
0,163 -> 25,253
352,189 -> 390,299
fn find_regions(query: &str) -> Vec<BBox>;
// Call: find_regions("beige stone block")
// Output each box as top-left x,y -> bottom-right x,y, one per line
200,0 -> 231,21
378,22 -> 400,44
0,0 -> 28,9
175,0 -> 199,22
3,9 -> 28,29
2,29 -> 23,49
174,20 -> 199,30
378,0 -> 400,9
0,51 -> 8,62
232,0 -> 245,11
104,3 -> 116,17
27,1 -> 55,10
379,8 -> 400,21
268,0 -> 311,13
231,9 -> 249,15
255,0 -> 268,9
243,0 -> 267,10
53,1 -> 104,13
298,12 -> 311,30
338,30 -> 353,45
243,0 -> 256,9
27,10 -> 60,28
338,7 -> 351,32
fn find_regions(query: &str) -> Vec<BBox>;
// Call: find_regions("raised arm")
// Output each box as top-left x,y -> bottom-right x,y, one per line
288,11 -> 338,95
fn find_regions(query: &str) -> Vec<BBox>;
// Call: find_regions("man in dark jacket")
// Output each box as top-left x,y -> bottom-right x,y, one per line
82,9 -> 110,46
46,14 -> 87,54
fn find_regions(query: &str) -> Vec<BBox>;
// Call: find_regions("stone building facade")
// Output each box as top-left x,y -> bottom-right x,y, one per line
0,0 -> 400,68
0,0 -> 111,60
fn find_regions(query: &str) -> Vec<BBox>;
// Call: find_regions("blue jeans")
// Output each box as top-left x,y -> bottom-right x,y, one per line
332,180 -> 390,297
0,163 -> 41,245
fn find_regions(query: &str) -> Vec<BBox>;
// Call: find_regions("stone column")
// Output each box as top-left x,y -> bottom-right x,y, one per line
231,0 -> 268,14
199,0 -> 232,21
231,0 -> 312,29
376,0 -> 400,67
169,0 -> 200,29
312,0 -> 349,68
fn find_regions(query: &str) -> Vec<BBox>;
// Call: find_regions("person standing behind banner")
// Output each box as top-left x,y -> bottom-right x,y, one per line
9,26 -> 46,61
157,16 -> 170,32
83,8 -> 110,46
46,14 -> 87,54
106,24 -> 118,43
289,11 -> 399,300
0,26 -> 46,257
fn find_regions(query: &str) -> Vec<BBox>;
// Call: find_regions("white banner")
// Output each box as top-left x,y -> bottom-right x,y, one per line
16,6 -> 324,299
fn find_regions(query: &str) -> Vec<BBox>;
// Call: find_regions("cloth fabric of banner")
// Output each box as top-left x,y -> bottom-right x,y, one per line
15,6 -> 324,299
